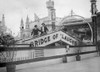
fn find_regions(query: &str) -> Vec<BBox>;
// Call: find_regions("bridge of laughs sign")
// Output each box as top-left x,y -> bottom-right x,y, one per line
23,31 -> 78,47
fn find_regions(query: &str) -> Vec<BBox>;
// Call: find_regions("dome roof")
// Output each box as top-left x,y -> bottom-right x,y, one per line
63,16 -> 83,24
59,10 -> 90,25
60,15 -> 85,25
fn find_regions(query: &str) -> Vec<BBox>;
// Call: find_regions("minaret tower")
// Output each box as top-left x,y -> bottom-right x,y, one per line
20,18 -> 24,31
20,18 -> 24,39
1,14 -> 7,33
2,14 -> 5,26
46,0 -> 56,21
25,15 -> 30,29
46,0 -> 56,30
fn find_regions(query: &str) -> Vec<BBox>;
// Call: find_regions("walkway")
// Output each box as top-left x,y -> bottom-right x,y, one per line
16,57 -> 100,72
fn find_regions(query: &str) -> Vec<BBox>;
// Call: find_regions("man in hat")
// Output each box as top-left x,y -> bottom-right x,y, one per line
31,25 -> 41,37
41,23 -> 48,35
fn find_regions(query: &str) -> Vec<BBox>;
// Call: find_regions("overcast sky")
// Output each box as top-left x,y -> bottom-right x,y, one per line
0,0 -> 100,36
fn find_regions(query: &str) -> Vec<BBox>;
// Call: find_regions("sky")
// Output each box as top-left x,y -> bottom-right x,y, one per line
0,0 -> 100,36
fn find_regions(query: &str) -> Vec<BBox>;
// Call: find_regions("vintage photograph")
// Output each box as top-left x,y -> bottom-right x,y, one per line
0,0 -> 100,72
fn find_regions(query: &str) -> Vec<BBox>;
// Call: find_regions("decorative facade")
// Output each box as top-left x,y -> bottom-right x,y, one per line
19,0 -> 62,39
19,0 -> 100,45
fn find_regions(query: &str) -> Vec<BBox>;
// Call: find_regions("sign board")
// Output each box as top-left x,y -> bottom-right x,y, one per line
23,31 -> 78,47
60,32 -> 77,45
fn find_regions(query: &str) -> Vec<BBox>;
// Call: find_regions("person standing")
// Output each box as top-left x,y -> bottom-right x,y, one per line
31,25 -> 41,37
41,23 -> 48,35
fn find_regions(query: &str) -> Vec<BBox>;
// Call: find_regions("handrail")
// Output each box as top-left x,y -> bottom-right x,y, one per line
0,44 -> 95,49
0,50 -> 97,66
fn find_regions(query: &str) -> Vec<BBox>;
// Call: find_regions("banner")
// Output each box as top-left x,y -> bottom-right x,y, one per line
24,31 -> 77,47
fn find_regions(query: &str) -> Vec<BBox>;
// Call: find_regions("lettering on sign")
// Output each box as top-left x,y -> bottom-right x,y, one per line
61,34 -> 76,45
30,33 -> 58,47
29,31 -> 77,47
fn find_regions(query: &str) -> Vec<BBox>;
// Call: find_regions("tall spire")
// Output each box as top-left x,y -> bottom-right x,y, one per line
67,10 -> 76,17
2,14 -> 5,26
21,18 -> 24,24
25,15 -> 30,29
1,14 -> 7,33
20,18 -> 24,39
26,15 -> 29,24
20,18 -> 24,31
69,10 -> 75,16
34,13 -> 40,22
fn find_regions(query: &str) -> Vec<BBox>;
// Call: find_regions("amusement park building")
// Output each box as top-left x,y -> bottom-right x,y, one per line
19,0 -> 100,46
20,0 -> 62,39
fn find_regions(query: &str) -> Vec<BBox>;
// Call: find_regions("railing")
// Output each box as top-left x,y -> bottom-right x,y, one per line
0,45 -> 98,67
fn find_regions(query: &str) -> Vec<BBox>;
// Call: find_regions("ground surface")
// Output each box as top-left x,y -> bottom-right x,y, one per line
0,57 -> 100,72
16,57 -> 100,72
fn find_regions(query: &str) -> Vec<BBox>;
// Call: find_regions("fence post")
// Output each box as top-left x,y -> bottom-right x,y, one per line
5,45 -> 16,72
76,49 -> 81,61
6,64 -> 16,72
63,45 -> 69,63
97,41 -> 100,56
63,55 -> 67,63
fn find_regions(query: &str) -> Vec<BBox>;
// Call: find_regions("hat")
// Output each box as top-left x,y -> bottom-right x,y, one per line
34,25 -> 37,27
42,23 -> 45,25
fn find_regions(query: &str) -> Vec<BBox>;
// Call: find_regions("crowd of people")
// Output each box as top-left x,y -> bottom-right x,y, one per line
31,23 -> 48,37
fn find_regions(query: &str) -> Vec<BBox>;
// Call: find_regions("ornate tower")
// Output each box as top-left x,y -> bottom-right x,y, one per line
34,13 -> 40,22
46,0 -> 56,20
20,18 -> 24,31
46,0 -> 56,30
1,14 -> 6,33
20,18 -> 24,39
2,14 -> 5,26
25,15 -> 30,29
